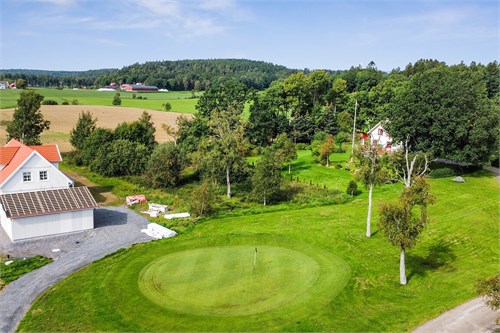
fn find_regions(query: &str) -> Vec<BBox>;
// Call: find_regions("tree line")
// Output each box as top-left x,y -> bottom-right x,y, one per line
0,59 -> 295,90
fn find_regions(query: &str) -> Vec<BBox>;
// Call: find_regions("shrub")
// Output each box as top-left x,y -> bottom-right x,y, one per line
296,143 -> 308,150
346,180 -> 359,196
429,167 -> 456,178
71,99 -> 79,105
336,164 -> 343,169
62,101 -> 69,105
189,181 -> 219,217
91,139 -> 149,176
42,99 -> 58,105
144,143 -> 182,188
112,93 -> 121,106
137,96 -> 143,100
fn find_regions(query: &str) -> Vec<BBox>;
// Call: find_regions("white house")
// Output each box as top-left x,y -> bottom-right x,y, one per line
0,81 -> 8,90
362,121 -> 401,153
0,139 -> 98,241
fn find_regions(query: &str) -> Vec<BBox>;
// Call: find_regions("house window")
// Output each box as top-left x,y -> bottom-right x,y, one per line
378,128 -> 383,136
39,170 -> 48,181
23,172 -> 32,182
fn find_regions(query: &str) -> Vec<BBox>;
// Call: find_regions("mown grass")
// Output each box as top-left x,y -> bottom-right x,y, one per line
0,88 -> 200,113
20,148 -> 499,332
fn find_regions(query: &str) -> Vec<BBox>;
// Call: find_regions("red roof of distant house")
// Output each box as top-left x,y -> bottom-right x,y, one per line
0,139 -> 62,185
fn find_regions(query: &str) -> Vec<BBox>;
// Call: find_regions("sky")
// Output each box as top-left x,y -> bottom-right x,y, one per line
0,0 -> 498,72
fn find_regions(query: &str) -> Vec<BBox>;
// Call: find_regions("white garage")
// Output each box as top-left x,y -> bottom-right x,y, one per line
0,187 -> 98,241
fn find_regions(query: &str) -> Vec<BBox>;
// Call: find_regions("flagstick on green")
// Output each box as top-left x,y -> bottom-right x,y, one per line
253,247 -> 258,271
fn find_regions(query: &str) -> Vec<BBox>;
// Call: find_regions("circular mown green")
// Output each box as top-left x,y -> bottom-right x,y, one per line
20,234 -> 351,331
139,245 -> 320,316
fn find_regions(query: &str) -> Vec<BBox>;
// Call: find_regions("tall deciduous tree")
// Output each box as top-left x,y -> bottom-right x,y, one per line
7,90 -> 50,145
271,133 -> 297,174
115,111 -> 156,152
70,111 -> 97,151
386,65 -> 499,165
206,107 -> 248,198
145,143 -> 183,188
378,177 -> 435,285
252,150 -> 282,206
320,135 -> 336,167
353,143 -> 387,237
196,80 -> 251,119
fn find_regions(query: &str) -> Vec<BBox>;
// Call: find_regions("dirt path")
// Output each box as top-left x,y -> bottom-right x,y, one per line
412,166 -> 500,333
63,169 -> 121,206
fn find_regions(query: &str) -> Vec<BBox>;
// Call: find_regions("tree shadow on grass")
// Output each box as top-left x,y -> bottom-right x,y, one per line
407,242 -> 457,281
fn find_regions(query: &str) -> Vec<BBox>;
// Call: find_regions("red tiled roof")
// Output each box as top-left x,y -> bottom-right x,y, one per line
0,139 -> 62,185
29,145 -> 61,162
0,187 -> 98,218
0,147 -> 20,165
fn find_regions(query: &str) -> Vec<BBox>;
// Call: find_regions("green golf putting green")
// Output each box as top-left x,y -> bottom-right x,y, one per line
139,245 -> 321,316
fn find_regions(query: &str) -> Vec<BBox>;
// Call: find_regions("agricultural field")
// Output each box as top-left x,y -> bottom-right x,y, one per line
18,150 -> 499,332
0,88 -> 200,113
0,105 -> 192,152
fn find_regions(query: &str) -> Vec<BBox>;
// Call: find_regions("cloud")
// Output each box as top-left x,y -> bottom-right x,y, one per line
94,38 -> 125,47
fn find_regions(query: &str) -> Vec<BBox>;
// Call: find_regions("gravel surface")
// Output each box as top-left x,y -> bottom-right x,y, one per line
0,206 -> 154,333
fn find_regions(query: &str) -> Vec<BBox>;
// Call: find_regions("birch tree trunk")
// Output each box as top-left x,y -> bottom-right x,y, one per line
288,163 -> 291,174
400,248 -> 407,285
366,182 -> 373,237
226,163 -> 231,199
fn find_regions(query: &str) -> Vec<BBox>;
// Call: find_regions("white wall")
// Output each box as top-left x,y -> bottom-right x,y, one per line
0,203 -> 13,240
10,209 -> 94,241
0,153 -> 72,194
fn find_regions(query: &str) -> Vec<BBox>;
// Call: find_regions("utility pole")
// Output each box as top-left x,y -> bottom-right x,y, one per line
350,99 -> 358,162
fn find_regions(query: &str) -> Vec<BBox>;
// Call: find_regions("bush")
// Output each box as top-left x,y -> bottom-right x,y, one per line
42,99 -> 58,105
137,96 -> 143,100
91,139 -> 149,176
112,93 -> 121,106
336,164 -> 343,169
144,143 -> 182,188
429,167 -> 456,178
189,181 -> 219,217
346,180 -> 359,196
71,99 -> 79,105
62,101 -> 69,105
296,143 -> 308,150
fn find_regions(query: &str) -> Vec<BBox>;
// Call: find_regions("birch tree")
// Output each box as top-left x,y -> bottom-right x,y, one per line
378,177 -> 435,285
206,108 -> 248,199
353,143 -> 387,237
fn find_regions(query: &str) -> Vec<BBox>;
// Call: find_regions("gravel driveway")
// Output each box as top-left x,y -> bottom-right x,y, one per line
0,206 -> 154,333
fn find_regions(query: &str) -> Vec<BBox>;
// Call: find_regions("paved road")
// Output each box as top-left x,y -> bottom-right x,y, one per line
0,206 -> 153,333
412,166 -> 500,333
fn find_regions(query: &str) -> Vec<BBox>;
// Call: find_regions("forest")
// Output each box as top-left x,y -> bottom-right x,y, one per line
0,59 -> 295,90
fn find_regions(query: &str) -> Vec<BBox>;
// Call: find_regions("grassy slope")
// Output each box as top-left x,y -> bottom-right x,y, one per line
19,152 -> 499,332
0,88 -> 199,113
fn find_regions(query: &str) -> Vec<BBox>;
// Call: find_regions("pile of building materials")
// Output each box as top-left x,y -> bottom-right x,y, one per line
141,223 -> 177,239
164,212 -> 190,219
126,194 -> 147,206
141,203 -> 169,217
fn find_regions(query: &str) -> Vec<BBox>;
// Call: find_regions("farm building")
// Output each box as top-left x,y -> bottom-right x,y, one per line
0,139 -> 98,241
120,84 -> 159,92
362,121 -> 401,153
0,81 -> 8,89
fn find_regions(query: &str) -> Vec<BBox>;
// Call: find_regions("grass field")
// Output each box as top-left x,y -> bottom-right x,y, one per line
18,149 -> 499,332
0,88 -> 200,113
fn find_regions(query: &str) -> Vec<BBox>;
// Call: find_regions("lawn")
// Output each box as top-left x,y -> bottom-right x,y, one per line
0,88 -> 200,113
18,153 -> 499,332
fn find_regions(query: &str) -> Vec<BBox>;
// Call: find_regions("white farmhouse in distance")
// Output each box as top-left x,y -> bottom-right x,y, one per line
0,139 -> 98,241
362,121 -> 401,153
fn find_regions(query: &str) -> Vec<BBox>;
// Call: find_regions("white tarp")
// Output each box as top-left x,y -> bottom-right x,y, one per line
164,212 -> 190,220
141,223 -> 177,239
